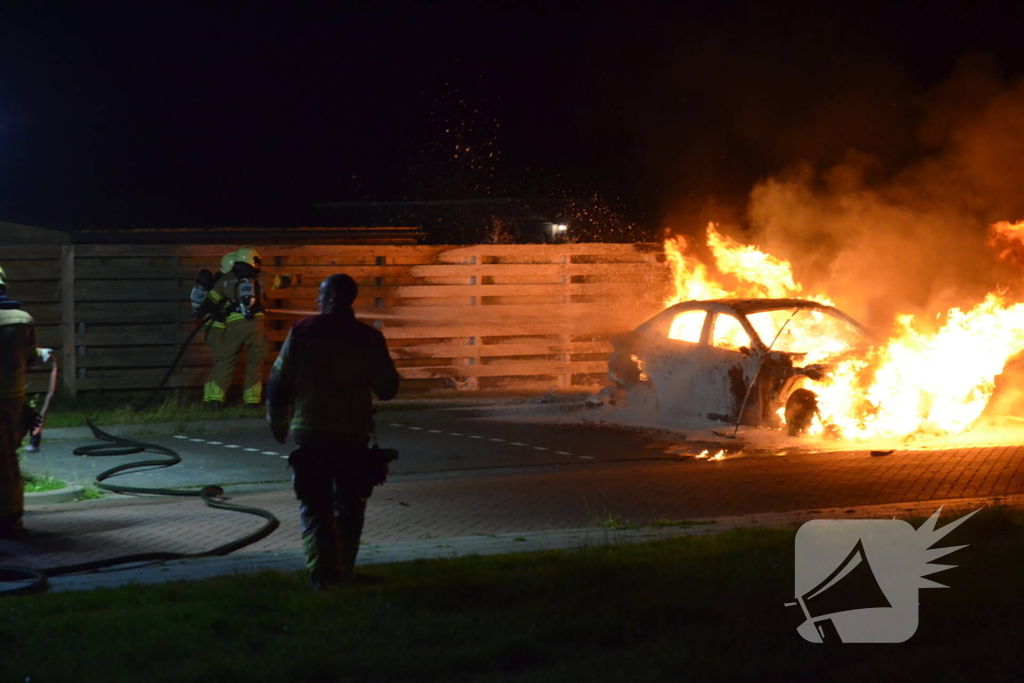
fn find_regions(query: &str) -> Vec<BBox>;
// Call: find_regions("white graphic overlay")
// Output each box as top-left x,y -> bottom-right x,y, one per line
791,507 -> 977,643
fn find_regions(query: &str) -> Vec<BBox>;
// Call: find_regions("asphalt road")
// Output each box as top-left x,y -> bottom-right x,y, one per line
26,410 -> 713,490
14,407 -> 1024,578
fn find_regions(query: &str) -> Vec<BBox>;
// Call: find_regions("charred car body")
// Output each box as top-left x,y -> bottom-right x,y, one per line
607,299 -> 871,434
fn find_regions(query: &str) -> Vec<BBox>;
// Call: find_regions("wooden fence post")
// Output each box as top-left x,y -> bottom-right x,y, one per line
466,254 -> 480,390
559,251 -> 571,390
59,244 -> 77,398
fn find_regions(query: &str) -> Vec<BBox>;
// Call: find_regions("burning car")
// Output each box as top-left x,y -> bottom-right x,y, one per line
607,298 -> 871,435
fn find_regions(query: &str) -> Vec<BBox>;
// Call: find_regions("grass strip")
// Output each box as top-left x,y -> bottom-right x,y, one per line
22,472 -> 66,493
2,505 -> 1021,681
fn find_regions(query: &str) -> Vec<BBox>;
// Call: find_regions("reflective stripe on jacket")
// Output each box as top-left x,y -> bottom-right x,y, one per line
204,274 -> 265,328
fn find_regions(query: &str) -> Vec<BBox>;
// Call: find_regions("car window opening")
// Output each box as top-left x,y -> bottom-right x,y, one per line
712,314 -> 750,351
667,310 -> 705,343
746,308 -> 862,359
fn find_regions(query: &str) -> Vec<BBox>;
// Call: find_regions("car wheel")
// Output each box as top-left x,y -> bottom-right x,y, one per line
785,388 -> 818,436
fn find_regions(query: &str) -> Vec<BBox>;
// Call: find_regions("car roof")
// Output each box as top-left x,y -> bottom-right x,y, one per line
662,298 -> 869,336
668,298 -> 832,314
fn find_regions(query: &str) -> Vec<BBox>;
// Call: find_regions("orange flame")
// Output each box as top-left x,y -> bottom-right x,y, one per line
664,223 -> 826,306
706,225 -> 801,299
663,233 -> 728,304
988,220 -> 1024,266
814,293 -> 1024,439
659,220 -> 1024,441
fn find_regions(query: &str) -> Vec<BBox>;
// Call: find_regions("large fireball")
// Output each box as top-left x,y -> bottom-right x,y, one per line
662,221 -> 1024,441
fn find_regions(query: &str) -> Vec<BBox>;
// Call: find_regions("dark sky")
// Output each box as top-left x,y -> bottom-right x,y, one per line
1,1 -> 1022,234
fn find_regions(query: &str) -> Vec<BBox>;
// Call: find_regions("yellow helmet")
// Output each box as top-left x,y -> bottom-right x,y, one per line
234,246 -> 262,269
219,251 -> 237,274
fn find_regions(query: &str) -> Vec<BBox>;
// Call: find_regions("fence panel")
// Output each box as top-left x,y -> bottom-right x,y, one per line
18,243 -> 670,395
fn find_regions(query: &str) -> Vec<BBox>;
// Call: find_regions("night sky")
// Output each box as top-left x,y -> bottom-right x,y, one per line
1,1 -> 1022,238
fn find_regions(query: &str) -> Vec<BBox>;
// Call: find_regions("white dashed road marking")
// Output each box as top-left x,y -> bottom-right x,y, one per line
170,424 -> 581,474
384,427 -> 570,455
173,426 -> 573,463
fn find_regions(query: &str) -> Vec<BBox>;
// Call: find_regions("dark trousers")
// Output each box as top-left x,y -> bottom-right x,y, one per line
290,433 -> 373,582
0,398 -> 25,534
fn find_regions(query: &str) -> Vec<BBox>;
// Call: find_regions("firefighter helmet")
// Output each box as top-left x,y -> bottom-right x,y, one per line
219,251 -> 237,274
234,246 -> 262,269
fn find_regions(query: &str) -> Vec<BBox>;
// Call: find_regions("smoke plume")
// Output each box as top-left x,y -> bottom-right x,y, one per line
742,55 -> 1024,333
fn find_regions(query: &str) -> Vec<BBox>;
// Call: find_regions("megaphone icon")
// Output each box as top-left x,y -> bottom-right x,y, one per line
793,538 -> 892,643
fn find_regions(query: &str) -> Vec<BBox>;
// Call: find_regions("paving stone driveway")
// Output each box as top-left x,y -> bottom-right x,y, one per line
5,442 -> 1024,571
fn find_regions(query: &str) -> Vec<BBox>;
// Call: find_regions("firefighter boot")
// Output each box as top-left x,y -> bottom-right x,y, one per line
202,381 -> 226,410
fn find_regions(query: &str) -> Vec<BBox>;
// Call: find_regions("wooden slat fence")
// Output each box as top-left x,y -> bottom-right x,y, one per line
4,243 -> 672,397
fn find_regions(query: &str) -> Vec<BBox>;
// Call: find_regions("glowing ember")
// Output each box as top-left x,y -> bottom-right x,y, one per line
659,220 -> 1024,441
629,354 -> 649,382
696,449 -> 726,460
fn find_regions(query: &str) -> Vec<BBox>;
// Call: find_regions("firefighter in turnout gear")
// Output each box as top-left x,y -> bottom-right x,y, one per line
189,250 -> 237,319
0,266 -> 52,539
192,250 -> 238,405
202,246 -> 268,408
267,273 -> 400,589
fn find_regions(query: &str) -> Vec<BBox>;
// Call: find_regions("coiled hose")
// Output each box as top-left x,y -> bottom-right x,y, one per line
0,421 -> 280,596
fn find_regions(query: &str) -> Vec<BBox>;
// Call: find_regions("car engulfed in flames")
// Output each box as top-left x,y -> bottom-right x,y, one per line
608,298 -> 872,435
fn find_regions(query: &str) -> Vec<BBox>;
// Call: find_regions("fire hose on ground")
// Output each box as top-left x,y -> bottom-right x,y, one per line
131,315 -> 213,413
130,308 -> 402,415
0,420 -> 280,597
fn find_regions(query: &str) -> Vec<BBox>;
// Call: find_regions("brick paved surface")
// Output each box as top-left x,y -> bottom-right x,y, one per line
4,443 -> 1024,577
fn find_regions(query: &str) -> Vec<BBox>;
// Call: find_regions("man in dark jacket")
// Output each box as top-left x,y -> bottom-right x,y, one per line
266,273 -> 400,589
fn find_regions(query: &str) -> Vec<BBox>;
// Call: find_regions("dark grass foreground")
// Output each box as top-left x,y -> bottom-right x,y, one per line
2,507 -> 1022,682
